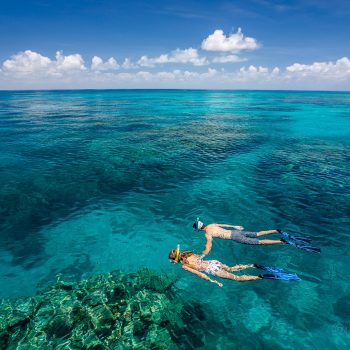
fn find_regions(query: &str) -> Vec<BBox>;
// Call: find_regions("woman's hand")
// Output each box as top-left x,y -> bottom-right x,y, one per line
211,279 -> 223,287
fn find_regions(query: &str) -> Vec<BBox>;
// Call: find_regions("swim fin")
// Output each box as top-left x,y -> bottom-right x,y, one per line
281,238 -> 321,253
259,273 -> 300,281
279,230 -> 312,244
294,244 -> 321,253
253,264 -> 285,274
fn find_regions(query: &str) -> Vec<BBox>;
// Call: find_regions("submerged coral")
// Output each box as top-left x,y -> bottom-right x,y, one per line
0,268 -> 202,349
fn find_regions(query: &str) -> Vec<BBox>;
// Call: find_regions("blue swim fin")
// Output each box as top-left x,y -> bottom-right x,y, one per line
294,244 -> 321,253
279,230 -> 312,244
281,238 -> 321,253
259,273 -> 300,281
254,264 -> 285,274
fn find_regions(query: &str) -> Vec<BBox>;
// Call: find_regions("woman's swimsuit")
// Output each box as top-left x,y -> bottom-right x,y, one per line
202,260 -> 222,276
230,230 -> 259,245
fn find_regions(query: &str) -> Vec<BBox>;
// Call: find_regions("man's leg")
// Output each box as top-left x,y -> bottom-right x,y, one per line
256,230 -> 279,236
259,239 -> 284,245
231,231 -> 281,245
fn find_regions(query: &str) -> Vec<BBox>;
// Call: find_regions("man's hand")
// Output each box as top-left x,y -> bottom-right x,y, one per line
235,226 -> 244,230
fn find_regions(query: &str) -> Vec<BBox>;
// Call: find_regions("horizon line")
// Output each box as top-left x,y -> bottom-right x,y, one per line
0,88 -> 349,93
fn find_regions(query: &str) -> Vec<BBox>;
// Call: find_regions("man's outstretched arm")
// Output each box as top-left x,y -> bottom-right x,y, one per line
201,235 -> 212,258
218,224 -> 244,230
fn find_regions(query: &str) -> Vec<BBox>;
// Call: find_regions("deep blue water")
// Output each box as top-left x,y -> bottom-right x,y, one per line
1,90 -> 350,349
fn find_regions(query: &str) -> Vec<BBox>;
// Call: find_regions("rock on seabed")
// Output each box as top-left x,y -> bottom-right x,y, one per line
0,268 -> 199,349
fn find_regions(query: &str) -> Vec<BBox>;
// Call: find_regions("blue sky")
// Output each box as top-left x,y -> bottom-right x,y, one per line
1,0 -> 350,89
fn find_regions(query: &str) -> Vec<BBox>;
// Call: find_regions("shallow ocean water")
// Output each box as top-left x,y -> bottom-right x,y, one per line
0,89 -> 350,349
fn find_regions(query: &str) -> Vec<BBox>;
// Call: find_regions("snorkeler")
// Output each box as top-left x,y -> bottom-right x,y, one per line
193,219 -> 282,258
193,218 -> 321,257
168,245 -> 300,287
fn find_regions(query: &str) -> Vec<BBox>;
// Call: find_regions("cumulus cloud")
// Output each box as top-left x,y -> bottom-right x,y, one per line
286,57 -> 350,79
212,54 -> 245,63
1,50 -> 86,78
2,50 -> 51,74
55,51 -> 86,72
201,28 -> 260,53
91,56 -> 119,71
137,48 -> 208,67
121,58 -> 137,69
239,65 -> 268,74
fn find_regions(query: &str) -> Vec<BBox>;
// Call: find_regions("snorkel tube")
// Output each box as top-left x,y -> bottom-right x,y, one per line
196,217 -> 200,231
175,244 -> 181,263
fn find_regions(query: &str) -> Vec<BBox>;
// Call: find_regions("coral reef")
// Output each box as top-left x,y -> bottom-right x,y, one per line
0,268 -> 202,349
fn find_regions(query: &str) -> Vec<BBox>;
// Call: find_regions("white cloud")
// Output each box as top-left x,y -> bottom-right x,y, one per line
137,48 -> 208,67
212,54 -> 245,63
122,58 -> 137,69
2,50 -> 51,74
232,65 -> 283,86
1,50 -> 86,79
138,54 -> 167,67
55,51 -> 86,72
239,65 -> 269,75
91,56 -> 119,71
202,67 -> 217,78
286,57 -> 350,79
201,28 -> 260,53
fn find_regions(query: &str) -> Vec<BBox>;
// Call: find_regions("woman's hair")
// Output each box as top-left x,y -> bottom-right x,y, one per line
168,249 -> 177,261
168,249 -> 193,263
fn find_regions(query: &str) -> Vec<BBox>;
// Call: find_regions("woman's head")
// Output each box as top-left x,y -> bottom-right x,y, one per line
169,246 -> 193,264
169,245 -> 181,263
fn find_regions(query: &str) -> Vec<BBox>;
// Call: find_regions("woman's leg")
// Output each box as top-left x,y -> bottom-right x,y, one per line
215,269 -> 261,281
221,263 -> 255,272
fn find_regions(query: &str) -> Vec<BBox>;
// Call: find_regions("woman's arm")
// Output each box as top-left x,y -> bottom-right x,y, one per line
182,265 -> 223,287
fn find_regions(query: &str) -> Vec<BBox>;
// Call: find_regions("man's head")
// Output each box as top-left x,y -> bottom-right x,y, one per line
193,218 -> 204,231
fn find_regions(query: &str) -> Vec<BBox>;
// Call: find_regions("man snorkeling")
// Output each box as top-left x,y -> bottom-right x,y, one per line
193,218 -> 321,258
168,245 -> 300,287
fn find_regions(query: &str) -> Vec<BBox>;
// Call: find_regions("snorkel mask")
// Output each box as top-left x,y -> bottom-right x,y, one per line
194,217 -> 204,231
169,245 -> 181,264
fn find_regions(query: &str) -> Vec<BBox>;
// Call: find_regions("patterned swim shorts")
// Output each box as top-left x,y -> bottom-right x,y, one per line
230,230 -> 259,245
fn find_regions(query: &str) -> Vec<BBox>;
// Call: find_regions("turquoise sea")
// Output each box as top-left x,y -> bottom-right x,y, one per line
0,90 -> 350,349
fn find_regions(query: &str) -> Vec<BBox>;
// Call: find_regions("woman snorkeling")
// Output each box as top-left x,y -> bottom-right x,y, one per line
168,245 -> 300,287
